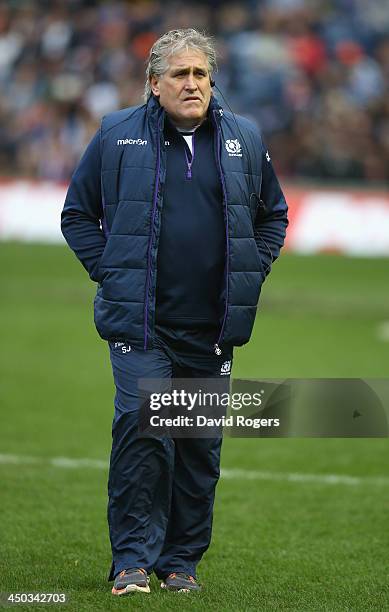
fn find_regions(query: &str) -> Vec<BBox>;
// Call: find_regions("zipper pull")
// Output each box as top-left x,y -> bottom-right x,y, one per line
214,344 -> 222,356
186,168 -> 192,180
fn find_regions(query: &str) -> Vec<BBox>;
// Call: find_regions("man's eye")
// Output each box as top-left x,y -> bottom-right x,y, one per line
173,72 -> 206,78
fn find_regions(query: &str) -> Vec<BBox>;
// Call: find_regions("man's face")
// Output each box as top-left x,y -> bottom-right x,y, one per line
150,49 -> 212,128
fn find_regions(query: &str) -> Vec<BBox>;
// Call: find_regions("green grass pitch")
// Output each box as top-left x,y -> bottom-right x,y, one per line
0,243 -> 388,610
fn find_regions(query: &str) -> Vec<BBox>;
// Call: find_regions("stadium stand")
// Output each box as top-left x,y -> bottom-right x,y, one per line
0,0 -> 388,183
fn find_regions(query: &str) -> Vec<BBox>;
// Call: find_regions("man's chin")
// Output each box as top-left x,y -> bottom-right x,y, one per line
166,107 -> 208,128
180,110 -> 206,124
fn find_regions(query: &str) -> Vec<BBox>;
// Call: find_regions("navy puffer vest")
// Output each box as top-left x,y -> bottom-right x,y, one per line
63,95 -> 288,351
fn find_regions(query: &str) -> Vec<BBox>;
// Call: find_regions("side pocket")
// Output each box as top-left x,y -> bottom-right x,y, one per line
257,252 -> 265,278
251,237 -> 265,278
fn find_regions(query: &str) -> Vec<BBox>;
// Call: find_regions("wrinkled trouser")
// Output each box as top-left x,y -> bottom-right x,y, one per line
107,337 -> 232,580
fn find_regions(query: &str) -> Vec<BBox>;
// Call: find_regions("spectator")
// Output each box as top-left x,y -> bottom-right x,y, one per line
0,0 -> 388,183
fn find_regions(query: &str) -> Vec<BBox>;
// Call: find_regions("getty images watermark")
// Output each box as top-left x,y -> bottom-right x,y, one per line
137,378 -> 389,438
137,378 -> 285,438
148,387 -> 279,429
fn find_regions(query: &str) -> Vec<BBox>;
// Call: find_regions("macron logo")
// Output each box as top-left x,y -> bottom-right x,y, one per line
117,138 -> 148,146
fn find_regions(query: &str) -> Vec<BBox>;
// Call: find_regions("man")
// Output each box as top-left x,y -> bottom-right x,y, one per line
61,28 -> 288,595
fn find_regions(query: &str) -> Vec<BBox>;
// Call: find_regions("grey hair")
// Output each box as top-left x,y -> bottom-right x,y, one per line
144,28 -> 217,102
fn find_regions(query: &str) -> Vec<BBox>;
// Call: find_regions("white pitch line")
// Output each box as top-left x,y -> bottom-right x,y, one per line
51,456 -> 107,469
377,321 -> 389,342
219,468 -> 389,487
0,453 -> 388,487
0,454 -> 107,470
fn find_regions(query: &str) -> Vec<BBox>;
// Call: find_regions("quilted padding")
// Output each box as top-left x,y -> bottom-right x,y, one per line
62,96 -> 288,350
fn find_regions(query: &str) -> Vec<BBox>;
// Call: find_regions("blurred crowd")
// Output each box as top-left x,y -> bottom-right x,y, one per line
1,0 -> 389,183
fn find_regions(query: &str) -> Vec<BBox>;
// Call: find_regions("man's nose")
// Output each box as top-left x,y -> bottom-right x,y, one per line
184,73 -> 197,90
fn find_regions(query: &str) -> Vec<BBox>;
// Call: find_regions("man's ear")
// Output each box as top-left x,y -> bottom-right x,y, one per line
150,75 -> 160,97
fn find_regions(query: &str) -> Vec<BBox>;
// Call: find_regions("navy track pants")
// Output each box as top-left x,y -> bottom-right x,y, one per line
107,337 -> 232,580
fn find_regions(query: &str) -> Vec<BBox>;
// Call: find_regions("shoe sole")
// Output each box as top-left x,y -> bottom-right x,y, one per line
112,584 -> 150,596
161,582 -> 200,593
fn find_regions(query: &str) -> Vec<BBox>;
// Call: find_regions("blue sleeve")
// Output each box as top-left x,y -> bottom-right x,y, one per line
61,129 -> 106,282
254,140 -> 288,277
